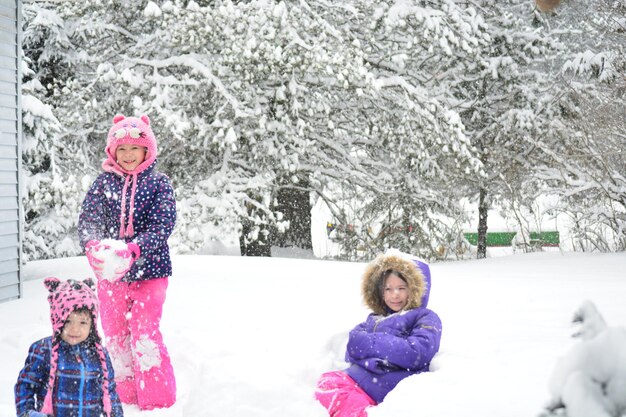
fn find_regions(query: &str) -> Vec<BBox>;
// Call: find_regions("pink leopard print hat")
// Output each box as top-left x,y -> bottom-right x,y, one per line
45,277 -> 100,337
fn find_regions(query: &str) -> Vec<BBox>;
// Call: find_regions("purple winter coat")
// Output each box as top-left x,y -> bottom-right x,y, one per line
344,254 -> 442,404
78,161 -> 176,282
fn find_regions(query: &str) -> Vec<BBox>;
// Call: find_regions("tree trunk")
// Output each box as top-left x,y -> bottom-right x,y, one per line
239,200 -> 272,257
274,179 -> 313,250
239,221 -> 272,257
477,187 -> 489,259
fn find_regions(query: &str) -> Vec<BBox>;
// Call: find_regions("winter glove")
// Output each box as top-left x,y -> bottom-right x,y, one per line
85,239 -> 105,279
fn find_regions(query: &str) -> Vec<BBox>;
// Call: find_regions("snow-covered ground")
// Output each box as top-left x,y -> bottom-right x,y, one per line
2,251 -> 626,417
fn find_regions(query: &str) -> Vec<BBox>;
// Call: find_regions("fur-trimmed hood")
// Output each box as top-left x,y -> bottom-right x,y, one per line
361,251 -> 431,315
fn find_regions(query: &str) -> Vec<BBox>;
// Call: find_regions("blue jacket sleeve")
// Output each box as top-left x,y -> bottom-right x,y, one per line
15,340 -> 50,417
346,309 -> 442,371
78,176 -> 109,249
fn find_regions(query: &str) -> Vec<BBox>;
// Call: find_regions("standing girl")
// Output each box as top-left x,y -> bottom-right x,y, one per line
15,277 -> 124,417
316,250 -> 442,417
78,114 -> 177,410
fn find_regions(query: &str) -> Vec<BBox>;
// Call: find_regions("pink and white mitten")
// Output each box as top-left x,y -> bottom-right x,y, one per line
85,240 -> 105,280
87,240 -> 140,282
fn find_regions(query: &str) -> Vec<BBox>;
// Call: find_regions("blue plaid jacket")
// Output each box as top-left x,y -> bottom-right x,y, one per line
15,337 -> 123,417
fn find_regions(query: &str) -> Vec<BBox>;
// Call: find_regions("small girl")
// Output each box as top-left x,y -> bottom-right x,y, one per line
77,114 -> 177,410
316,250 -> 442,417
14,277 -> 123,417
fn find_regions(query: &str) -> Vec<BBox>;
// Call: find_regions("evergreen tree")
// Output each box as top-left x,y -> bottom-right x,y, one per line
19,0 -> 626,261
20,3 -> 80,260
532,0 -> 626,251
314,0 -> 486,260
436,0 -> 564,258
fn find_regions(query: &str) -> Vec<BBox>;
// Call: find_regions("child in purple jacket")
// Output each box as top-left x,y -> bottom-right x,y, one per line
316,250 -> 442,417
78,114 -> 177,411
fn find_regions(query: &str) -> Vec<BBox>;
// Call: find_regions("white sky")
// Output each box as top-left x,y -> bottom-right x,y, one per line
2,251 -> 625,417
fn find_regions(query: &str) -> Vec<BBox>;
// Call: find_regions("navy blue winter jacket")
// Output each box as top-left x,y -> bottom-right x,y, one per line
78,161 -> 176,281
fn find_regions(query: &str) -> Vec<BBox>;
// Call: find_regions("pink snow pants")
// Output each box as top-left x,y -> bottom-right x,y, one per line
315,371 -> 376,417
98,277 -> 176,410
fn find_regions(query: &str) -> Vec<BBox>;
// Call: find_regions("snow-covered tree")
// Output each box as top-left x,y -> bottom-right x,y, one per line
308,0 -> 487,260
20,0 -> 625,261
133,0 -> 382,255
22,0 -> 487,259
20,3 -> 82,260
430,0 -> 566,258
18,1 -> 395,256
532,0 -> 626,251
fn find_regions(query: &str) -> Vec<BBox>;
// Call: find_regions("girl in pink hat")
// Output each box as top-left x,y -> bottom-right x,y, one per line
15,277 -> 124,417
78,114 -> 177,410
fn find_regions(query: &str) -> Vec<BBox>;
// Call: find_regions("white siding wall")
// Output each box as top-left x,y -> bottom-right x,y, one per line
0,0 -> 20,303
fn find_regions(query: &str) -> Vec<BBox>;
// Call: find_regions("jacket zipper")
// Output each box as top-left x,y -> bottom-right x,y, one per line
75,347 -> 86,417
373,315 -> 386,332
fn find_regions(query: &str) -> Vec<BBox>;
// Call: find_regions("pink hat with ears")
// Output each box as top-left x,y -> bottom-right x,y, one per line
41,277 -> 112,416
103,114 -> 157,175
45,277 -> 100,338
